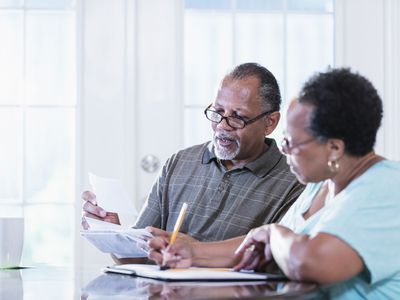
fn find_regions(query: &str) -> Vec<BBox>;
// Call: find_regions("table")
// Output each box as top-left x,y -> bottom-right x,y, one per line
0,266 -> 320,299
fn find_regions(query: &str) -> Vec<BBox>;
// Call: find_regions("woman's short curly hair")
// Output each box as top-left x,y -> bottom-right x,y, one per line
298,68 -> 383,156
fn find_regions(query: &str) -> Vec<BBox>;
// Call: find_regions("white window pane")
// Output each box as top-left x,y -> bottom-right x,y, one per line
0,205 -> 23,217
184,12 -> 232,106
0,12 -> 23,105
185,0 -> 230,10
25,108 -> 75,204
0,108 -> 21,203
236,0 -> 283,11
0,0 -> 21,8
286,14 -> 333,99
25,0 -> 73,9
26,12 -> 76,105
287,0 -> 333,12
235,13 -> 284,90
184,107 -> 212,147
22,204 -> 73,266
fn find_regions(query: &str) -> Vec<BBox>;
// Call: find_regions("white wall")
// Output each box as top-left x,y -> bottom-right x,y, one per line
335,0 -> 400,160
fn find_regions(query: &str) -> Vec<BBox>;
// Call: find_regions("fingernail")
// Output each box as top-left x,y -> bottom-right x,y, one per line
99,210 -> 106,217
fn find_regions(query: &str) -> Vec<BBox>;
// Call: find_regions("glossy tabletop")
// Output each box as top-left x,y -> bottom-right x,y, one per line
0,266 -> 320,299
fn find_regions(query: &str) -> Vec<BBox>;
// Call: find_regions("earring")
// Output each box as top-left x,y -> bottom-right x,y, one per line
328,160 -> 340,173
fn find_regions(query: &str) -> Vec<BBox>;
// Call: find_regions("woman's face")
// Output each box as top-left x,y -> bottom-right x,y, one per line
283,100 -> 332,184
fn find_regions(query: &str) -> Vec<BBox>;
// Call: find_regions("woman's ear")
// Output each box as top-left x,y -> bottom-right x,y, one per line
327,138 -> 345,161
264,112 -> 281,136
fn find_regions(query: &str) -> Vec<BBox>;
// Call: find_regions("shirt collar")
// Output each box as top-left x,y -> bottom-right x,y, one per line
202,138 -> 284,177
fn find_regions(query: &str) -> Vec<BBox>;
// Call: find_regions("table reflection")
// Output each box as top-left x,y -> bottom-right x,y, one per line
81,272 -> 319,300
0,267 -> 319,300
0,269 -> 23,300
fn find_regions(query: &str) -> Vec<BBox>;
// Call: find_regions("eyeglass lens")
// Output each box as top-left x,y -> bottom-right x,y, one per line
205,110 -> 245,129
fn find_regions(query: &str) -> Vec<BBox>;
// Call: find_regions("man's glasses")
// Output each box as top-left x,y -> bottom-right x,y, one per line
204,104 -> 273,130
280,136 -> 316,155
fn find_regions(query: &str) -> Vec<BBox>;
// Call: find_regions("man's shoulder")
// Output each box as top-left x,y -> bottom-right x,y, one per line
273,159 -> 301,187
173,141 -> 211,157
253,138 -> 297,181
166,141 -> 211,166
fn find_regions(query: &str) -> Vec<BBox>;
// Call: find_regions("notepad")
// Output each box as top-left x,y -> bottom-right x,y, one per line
103,264 -> 286,281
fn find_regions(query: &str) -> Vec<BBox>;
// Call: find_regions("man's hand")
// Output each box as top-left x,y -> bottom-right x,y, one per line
146,226 -> 198,244
147,236 -> 195,268
146,227 -> 198,268
81,190 -> 120,229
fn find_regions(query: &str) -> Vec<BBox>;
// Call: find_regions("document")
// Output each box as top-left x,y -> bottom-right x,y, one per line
88,172 -> 137,215
103,264 -> 287,281
81,217 -> 153,258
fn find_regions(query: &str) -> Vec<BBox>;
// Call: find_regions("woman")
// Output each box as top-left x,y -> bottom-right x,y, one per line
149,68 -> 400,299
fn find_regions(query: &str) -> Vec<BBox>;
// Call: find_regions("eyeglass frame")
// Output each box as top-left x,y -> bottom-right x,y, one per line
280,136 -> 316,155
204,104 -> 274,130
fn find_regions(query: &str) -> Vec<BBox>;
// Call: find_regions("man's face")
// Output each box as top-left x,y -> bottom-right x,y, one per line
211,76 -> 270,165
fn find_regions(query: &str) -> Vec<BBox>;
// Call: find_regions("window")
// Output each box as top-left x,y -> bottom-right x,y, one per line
183,0 -> 334,146
0,0 -> 76,266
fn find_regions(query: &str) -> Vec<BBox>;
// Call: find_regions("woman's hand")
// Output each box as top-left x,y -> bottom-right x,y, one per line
233,225 -> 273,271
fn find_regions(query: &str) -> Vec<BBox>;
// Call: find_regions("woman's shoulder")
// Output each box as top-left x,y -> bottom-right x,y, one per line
363,159 -> 400,183
280,182 -> 323,221
378,159 -> 400,171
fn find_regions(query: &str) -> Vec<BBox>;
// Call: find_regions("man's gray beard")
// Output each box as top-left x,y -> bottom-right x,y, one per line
212,133 -> 241,160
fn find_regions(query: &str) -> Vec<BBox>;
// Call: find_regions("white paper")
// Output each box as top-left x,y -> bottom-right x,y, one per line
85,216 -> 124,231
88,172 -> 137,215
81,217 -> 153,258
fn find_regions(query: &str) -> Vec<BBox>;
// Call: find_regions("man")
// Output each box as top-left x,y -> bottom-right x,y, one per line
82,63 -> 304,263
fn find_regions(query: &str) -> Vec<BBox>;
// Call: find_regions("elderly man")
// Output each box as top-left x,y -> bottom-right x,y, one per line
82,62 -> 304,263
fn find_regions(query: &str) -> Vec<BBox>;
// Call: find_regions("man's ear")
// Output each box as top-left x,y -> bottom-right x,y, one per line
264,111 -> 280,136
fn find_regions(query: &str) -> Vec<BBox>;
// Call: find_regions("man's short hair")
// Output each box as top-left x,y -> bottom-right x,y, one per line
228,63 -> 281,112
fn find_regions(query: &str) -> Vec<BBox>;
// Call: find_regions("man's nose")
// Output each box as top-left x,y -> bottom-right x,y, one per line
216,117 -> 233,130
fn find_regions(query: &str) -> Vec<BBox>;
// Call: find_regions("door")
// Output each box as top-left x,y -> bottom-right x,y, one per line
78,0 -> 183,268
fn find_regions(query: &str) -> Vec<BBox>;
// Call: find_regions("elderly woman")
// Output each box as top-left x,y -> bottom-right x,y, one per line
149,68 -> 400,299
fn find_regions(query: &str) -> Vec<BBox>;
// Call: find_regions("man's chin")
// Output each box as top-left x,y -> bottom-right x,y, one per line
215,148 -> 239,161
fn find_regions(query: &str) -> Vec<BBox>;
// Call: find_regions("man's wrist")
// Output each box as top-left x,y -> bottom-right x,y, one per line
191,241 -> 207,267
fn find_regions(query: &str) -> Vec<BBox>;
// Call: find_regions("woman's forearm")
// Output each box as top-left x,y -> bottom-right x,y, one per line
269,224 -> 364,284
269,224 -> 309,280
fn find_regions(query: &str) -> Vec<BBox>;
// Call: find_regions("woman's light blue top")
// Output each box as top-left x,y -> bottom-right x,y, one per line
280,160 -> 400,299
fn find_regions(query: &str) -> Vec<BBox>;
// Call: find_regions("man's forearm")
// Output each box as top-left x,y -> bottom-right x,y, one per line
111,254 -> 149,265
191,236 -> 245,267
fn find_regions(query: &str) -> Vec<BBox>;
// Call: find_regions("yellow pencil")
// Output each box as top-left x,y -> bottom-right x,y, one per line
169,202 -> 188,245
160,202 -> 188,270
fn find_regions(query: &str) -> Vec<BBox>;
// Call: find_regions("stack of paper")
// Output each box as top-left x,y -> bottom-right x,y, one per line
81,217 -> 153,258
81,173 -> 150,257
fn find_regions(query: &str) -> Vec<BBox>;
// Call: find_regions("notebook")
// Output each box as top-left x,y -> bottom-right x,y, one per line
103,264 -> 287,282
